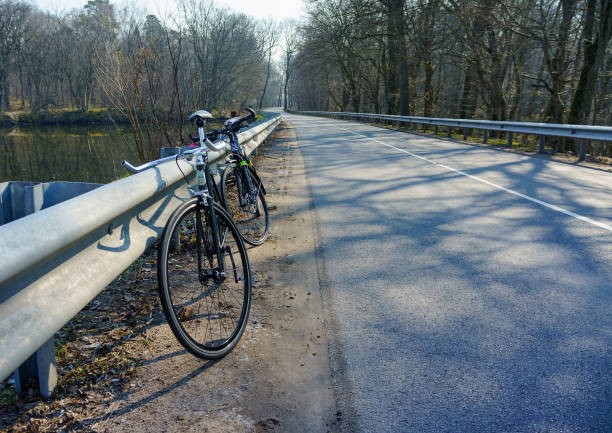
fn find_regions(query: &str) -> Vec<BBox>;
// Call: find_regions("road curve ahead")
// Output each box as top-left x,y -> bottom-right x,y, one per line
283,113 -> 611,433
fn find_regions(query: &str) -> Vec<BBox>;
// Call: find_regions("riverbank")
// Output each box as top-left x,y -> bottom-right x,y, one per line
0,108 -> 267,129
0,108 -> 132,128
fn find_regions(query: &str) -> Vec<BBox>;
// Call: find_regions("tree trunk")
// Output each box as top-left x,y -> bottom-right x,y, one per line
459,3 -> 487,119
423,58 -> 434,117
459,62 -> 478,119
385,19 -> 398,114
568,0 -> 612,125
393,0 -> 409,115
1,73 -> 10,111
545,0 -> 578,125
259,50 -> 272,109
383,0 -> 409,115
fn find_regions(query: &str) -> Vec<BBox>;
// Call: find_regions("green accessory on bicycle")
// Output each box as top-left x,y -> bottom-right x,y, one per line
239,160 -> 248,167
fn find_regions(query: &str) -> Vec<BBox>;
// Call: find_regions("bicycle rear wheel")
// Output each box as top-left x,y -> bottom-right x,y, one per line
158,198 -> 252,359
221,163 -> 269,246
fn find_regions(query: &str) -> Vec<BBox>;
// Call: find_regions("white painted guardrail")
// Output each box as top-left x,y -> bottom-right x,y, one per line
296,111 -> 612,159
0,113 -> 282,390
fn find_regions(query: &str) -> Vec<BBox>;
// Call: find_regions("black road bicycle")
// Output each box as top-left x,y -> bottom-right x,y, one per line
206,108 -> 270,246
123,110 -> 252,359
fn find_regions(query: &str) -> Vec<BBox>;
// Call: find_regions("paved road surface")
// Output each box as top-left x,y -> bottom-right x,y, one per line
283,113 -> 611,433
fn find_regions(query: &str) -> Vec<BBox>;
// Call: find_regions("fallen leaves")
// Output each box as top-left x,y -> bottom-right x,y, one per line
0,254 -> 159,433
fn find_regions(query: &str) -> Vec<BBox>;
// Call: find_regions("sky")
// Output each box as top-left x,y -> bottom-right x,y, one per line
32,0 -> 306,21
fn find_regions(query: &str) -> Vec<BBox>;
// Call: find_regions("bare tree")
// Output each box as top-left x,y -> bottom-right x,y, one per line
541,0 -> 580,124
412,0 -> 446,117
256,20 -> 280,109
282,21 -> 300,110
0,0 -> 31,111
380,0 -> 409,115
182,0 -> 263,112
60,0 -> 118,110
97,13 -> 186,161
568,0 -> 612,125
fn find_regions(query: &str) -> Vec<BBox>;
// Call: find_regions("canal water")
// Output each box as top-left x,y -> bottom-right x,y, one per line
0,125 -> 141,184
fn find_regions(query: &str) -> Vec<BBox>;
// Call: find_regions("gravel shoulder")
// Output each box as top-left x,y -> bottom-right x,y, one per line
1,121 -> 338,433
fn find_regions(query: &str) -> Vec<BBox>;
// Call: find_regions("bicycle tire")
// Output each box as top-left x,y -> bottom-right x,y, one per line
157,198 -> 252,359
221,163 -> 270,246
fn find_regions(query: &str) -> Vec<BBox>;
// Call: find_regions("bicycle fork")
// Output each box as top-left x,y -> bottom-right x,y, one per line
236,162 -> 261,216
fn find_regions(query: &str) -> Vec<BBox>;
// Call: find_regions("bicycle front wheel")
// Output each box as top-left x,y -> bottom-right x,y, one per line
221,163 -> 269,246
158,198 -> 252,359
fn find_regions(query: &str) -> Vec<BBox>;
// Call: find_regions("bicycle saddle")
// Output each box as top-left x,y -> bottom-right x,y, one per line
188,110 -> 213,122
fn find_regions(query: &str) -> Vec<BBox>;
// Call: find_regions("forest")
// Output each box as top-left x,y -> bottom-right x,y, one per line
0,0 -> 610,158
294,0 -> 610,125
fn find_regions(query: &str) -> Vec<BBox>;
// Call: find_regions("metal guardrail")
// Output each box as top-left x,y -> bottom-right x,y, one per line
0,113 -> 282,388
1,181 -> 102,225
296,111 -> 612,159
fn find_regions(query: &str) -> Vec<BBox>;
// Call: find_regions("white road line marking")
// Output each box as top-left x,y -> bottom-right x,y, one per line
343,127 -> 612,232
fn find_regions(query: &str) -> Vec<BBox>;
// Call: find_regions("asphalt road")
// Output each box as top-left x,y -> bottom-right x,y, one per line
283,113 -> 611,433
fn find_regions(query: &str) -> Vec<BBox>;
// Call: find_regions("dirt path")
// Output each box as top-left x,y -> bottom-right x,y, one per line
1,121 -> 338,433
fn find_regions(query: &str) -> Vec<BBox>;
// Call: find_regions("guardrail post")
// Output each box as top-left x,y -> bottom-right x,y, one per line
13,339 -> 57,398
538,135 -> 546,153
507,132 -> 514,147
483,130 -> 488,144
579,140 -> 587,161
1,181 -> 101,398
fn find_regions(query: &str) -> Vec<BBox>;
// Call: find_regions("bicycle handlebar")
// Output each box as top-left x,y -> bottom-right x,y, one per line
243,107 -> 256,123
121,140 -> 228,174
198,127 -> 230,152
121,155 -> 177,173
224,107 -> 256,133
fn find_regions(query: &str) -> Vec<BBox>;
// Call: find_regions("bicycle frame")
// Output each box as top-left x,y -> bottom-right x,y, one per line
193,152 -> 225,280
123,136 -> 231,283
225,129 -> 266,197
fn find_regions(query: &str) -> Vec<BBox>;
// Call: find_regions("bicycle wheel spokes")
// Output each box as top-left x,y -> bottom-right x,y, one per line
222,164 -> 269,246
159,200 -> 251,359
